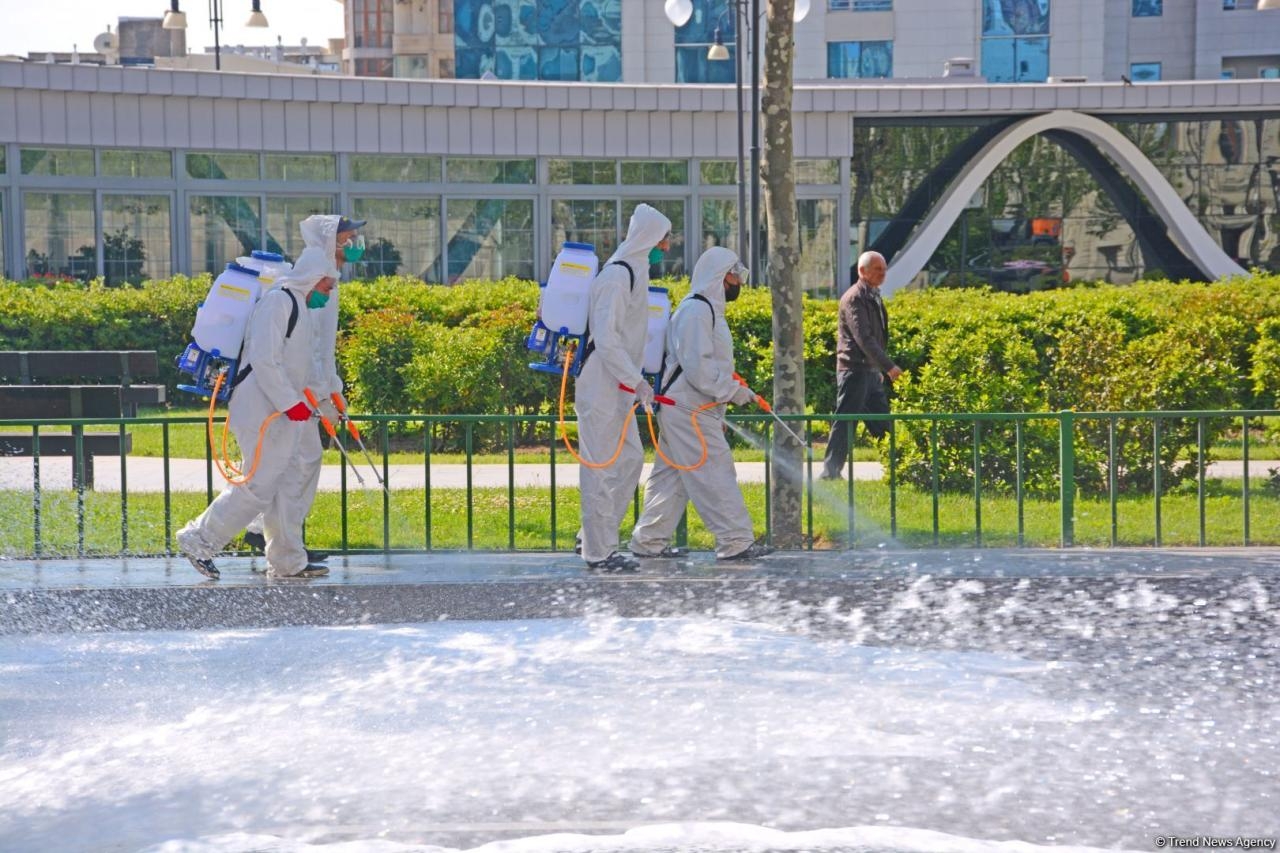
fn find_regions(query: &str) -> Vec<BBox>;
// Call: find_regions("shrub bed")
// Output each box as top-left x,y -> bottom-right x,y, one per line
4,272 -> 1280,491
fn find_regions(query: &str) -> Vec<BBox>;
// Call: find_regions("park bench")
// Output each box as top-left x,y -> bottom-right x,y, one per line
0,351 -> 166,490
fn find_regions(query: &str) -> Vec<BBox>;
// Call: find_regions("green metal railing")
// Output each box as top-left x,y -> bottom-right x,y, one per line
2,409 -> 1277,558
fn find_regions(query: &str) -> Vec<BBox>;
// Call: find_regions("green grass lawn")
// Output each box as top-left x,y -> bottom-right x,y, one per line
5,478 -> 1279,558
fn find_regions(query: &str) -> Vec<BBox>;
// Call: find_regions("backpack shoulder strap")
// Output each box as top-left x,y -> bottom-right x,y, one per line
689,292 -> 716,329
659,294 -> 717,394
284,288 -> 300,339
580,261 -> 638,368
230,288 -> 300,391
608,260 -> 636,292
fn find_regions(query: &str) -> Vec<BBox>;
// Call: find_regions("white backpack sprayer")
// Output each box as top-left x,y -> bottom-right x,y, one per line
175,249 -> 387,491
526,243 -> 718,472
175,251 -> 293,401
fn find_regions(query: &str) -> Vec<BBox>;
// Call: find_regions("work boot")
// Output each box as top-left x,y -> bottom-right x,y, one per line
631,545 -> 688,559
183,554 -> 220,580
719,541 -> 775,562
268,564 -> 329,579
243,530 -> 327,563
586,551 -> 640,573
242,529 -> 266,553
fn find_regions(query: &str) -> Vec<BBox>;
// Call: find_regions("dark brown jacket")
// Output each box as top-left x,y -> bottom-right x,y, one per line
836,279 -> 899,375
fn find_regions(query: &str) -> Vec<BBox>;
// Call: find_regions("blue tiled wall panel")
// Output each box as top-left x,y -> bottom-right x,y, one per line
455,0 -> 621,81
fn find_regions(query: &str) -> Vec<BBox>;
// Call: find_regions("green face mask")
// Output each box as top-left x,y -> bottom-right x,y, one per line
306,290 -> 330,310
648,247 -> 665,265
341,234 -> 366,263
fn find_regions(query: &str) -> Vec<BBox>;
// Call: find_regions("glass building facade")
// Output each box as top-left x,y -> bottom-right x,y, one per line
850,117 -> 1280,289
4,117 -> 1278,295
0,146 -> 845,294
453,0 -> 623,81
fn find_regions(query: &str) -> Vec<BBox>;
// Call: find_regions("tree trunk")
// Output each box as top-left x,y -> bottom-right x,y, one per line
762,0 -> 805,547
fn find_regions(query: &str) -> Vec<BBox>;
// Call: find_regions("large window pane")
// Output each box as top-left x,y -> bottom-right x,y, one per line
102,194 -> 171,286
446,198 -> 535,281
264,154 -> 336,182
23,192 -> 96,281
700,161 -> 739,185
186,152 -> 260,180
701,198 -> 741,256
676,46 -> 736,84
1130,62 -> 1162,82
983,0 -> 1050,36
266,196 -> 335,261
1016,37 -> 1049,82
446,158 -> 536,184
0,147 -> 6,174
351,196 -> 442,281
982,35 -> 1049,83
189,195 -> 262,275
551,199 -> 618,262
352,155 -> 443,183
549,160 -> 617,185
827,41 -> 861,78
1132,0 -> 1161,16
21,148 -> 94,177
981,37 -> 1016,82
797,198 -> 838,297
674,0 -> 735,84
101,150 -> 173,179
860,42 -> 893,78
796,160 -> 840,184
621,161 -> 689,185
628,199 -> 686,278
0,194 -> 6,277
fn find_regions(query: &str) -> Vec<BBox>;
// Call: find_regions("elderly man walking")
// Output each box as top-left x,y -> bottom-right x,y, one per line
820,250 -> 904,481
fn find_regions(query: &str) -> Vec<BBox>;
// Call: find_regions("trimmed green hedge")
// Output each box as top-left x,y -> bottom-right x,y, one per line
4,272 -> 1280,491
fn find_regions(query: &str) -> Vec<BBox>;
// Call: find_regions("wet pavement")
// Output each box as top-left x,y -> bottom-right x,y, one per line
4,547 -> 1279,640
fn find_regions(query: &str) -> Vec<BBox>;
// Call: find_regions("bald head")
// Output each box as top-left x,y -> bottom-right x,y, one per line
857,251 -> 887,289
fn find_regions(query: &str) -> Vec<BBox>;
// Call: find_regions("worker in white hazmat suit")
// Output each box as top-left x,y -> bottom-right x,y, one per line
177,247 -> 337,580
575,203 -> 673,572
628,247 -> 774,561
243,214 -> 363,559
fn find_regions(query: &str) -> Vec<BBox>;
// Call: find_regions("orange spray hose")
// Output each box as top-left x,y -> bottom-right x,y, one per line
557,343 -> 634,469
206,370 -> 280,485
556,342 -> 712,471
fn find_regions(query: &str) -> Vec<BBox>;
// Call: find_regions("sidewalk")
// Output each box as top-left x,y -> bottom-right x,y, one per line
0,456 -> 1274,493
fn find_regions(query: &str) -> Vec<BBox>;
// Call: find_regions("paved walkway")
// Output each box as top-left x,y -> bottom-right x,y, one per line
0,456 -> 1276,493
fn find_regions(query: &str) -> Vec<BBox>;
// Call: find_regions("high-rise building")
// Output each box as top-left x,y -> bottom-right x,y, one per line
336,0 -> 1280,84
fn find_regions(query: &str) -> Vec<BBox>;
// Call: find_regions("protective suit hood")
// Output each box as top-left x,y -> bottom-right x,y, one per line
609,204 -> 672,271
689,246 -> 738,310
276,246 -> 331,296
299,215 -> 342,279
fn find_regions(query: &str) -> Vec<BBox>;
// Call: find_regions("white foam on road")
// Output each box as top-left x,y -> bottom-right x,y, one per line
0,616 -> 1269,851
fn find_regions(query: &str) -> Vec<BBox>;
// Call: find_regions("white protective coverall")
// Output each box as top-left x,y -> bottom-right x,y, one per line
177,248 -> 333,576
629,246 -> 757,559
575,203 -> 672,564
298,214 -> 345,409
245,216 -> 343,542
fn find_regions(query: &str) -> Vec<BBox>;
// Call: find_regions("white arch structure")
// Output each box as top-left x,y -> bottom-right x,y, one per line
882,110 -> 1248,295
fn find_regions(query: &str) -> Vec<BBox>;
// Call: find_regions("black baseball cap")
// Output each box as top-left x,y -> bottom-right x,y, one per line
337,217 -> 366,232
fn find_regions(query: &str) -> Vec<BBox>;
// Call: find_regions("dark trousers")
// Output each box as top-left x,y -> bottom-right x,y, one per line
822,368 -> 889,478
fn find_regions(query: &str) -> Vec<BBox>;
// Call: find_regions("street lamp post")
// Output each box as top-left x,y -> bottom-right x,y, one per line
162,0 -> 270,71
664,0 -> 809,285
706,9 -> 748,261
